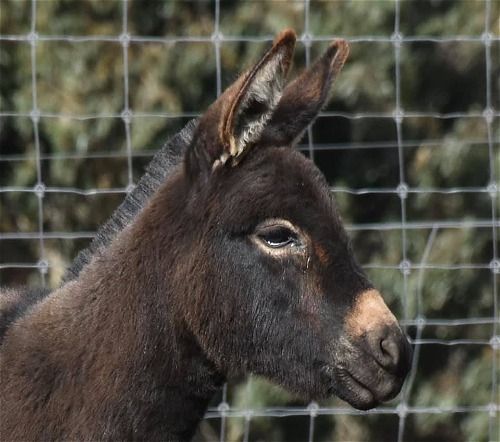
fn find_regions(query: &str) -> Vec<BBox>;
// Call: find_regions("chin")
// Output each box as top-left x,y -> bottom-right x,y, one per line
322,366 -> 405,411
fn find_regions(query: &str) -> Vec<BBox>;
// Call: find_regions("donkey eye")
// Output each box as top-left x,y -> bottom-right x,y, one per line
257,226 -> 298,248
251,219 -> 305,253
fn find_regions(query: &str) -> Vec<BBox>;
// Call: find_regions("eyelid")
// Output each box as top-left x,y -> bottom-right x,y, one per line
251,218 -> 307,254
258,227 -> 297,248
254,219 -> 300,236
257,225 -> 297,238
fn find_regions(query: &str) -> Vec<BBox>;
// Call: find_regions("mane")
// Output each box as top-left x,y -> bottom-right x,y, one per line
0,287 -> 51,345
63,118 -> 198,283
1,121 -> 197,345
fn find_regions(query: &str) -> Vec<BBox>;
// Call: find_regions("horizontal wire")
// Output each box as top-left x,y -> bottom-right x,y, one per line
203,403 -> 499,419
1,33 -> 498,44
1,219 -> 499,241
1,110 -> 497,121
0,137 -> 495,163
0,261 -> 496,274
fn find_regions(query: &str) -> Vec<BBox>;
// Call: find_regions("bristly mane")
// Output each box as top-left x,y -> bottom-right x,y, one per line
0,122 -> 197,346
0,287 -> 51,344
64,119 -> 198,282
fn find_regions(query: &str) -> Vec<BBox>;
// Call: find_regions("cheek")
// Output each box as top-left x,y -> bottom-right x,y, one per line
295,274 -> 323,330
240,259 -> 315,334
197,240 -> 319,337
300,254 -> 358,338
314,244 -> 330,267
263,248 -> 333,331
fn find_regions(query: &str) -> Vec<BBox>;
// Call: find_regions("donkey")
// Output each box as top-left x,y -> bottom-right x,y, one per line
0,30 -> 412,441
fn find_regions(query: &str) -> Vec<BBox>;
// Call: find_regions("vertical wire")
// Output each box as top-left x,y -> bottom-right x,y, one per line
29,0 -> 47,287
304,2 -> 316,438
213,5 -> 227,441
121,0 -> 134,190
304,0 -> 315,163
242,376 -> 253,442
307,401 -> 318,442
392,1 -> 411,441
308,415 -> 316,442
219,382 -> 228,442
214,0 -> 222,98
242,413 -> 251,442
399,226 -> 439,440
392,0 -> 410,322
483,1 -> 499,440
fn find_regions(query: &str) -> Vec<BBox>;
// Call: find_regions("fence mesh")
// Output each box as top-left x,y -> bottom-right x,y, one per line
0,1 -> 498,441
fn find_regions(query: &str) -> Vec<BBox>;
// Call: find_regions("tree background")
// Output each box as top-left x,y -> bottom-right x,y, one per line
0,1 -> 498,441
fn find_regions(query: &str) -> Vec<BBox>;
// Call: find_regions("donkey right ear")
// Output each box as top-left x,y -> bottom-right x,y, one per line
259,39 -> 349,148
186,30 -> 296,181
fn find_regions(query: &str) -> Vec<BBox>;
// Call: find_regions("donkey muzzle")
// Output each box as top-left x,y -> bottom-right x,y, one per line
339,289 -> 413,408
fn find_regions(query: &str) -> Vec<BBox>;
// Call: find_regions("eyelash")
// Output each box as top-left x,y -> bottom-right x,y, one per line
258,227 -> 297,248
251,218 -> 305,253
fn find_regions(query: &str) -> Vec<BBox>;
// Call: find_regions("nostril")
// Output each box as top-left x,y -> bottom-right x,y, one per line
367,325 -> 409,373
380,336 -> 400,366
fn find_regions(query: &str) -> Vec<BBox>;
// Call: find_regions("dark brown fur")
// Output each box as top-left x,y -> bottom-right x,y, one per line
0,30 -> 412,441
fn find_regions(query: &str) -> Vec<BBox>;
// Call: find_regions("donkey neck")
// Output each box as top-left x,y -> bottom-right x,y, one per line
82,179 -> 224,440
71,174 -> 224,440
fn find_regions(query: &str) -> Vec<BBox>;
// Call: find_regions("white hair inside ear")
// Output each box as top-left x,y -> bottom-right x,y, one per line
217,55 -> 285,168
233,56 -> 285,152
211,29 -> 296,170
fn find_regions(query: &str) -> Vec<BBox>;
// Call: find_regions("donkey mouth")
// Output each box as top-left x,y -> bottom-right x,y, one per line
325,365 -> 404,410
331,369 -> 379,410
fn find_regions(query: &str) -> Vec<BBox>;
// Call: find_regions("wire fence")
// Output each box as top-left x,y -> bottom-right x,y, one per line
0,1 -> 498,441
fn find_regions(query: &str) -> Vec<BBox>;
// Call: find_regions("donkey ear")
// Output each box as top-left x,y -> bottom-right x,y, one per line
259,39 -> 349,148
187,30 -> 296,177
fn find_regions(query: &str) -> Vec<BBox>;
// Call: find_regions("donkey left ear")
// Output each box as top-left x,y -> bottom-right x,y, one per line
187,30 -> 296,177
259,39 -> 349,148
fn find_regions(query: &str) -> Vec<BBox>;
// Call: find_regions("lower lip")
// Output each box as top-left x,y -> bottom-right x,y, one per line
329,370 -> 380,409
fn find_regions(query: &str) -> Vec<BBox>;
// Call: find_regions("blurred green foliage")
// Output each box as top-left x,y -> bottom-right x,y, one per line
0,1 -> 498,441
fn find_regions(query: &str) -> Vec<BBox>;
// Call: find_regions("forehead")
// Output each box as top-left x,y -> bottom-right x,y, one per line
212,147 -> 343,232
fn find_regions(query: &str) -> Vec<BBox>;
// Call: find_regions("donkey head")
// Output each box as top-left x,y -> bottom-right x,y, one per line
178,30 -> 412,410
